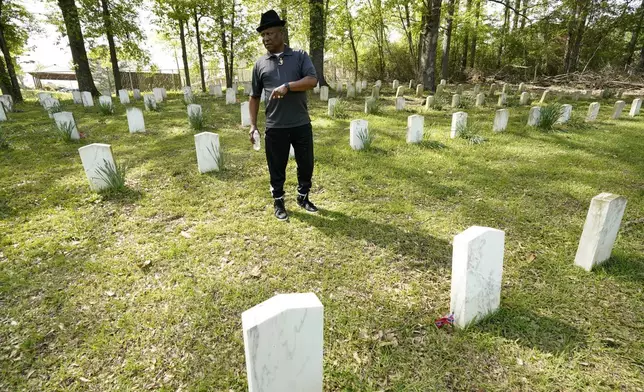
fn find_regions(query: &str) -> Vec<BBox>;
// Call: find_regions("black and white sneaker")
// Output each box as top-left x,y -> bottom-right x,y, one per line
274,198 -> 288,221
296,194 -> 319,213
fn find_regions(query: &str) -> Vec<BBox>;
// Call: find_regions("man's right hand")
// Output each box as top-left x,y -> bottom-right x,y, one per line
249,125 -> 259,143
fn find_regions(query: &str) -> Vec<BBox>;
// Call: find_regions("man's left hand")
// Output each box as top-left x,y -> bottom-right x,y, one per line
270,84 -> 288,100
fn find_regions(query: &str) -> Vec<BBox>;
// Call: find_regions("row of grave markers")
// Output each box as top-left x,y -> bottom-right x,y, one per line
238,189 -> 626,391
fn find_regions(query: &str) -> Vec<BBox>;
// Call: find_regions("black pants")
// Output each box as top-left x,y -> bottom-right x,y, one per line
265,123 -> 314,199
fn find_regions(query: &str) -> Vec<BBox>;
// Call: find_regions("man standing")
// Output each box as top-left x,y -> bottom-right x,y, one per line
249,10 -> 319,221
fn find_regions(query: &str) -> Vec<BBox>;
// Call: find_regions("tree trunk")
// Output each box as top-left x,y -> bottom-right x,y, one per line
57,0 -> 99,95
625,0 -> 644,66
100,0 -> 121,93
520,0 -> 528,29
0,55 -> 11,95
346,0 -> 359,83
441,0 -> 457,81
281,0 -> 289,46
194,10 -> 206,92
470,0 -> 481,69
217,2 -> 231,88
569,2 -> 588,73
496,1 -> 510,68
419,0 -> 442,92
398,2 -> 416,75
512,0 -> 520,30
309,0 -> 327,86
563,3 -> 577,73
229,0 -> 235,86
461,0 -> 472,71
179,19 -> 191,87
638,41 -> 644,71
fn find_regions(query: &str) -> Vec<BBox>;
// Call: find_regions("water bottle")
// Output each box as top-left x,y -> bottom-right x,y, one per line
252,129 -> 261,151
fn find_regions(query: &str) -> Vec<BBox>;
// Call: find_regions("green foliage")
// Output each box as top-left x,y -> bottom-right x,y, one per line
538,103 -> 564,132
47,102 -> 62,116
98,101 -> 114,115
457,121 -> 486,145
54,122 -> 77,142
332,99 -> 349,118
206,141 -> 223,171
95,159 -> 127,193
356,127 -> 374,150
188,110 -> 203,131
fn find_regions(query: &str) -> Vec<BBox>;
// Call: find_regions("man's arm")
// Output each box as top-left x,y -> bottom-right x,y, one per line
270,76 -> 317,99
249,96 -> 261,142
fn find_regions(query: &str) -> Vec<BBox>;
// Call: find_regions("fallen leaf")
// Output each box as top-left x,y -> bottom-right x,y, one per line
353,351 -> 361,364
105,291 -> 115,297
250,266 -> 262,278
527,253 -> 537,262
79,377 -> 90,383
180,231 -> 192,239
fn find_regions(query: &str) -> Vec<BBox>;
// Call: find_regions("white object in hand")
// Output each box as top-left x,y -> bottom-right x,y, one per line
252,130 -> 261,151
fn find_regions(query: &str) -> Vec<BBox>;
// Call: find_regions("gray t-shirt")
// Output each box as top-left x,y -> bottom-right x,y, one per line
251,47 -> 317,129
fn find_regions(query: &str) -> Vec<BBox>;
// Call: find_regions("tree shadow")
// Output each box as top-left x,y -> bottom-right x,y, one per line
594,249 -> 644,284
474,306 -> 587,355
290,208 -> 451,268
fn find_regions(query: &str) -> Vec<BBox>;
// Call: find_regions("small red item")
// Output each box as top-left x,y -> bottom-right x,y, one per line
434,313 -> 454,328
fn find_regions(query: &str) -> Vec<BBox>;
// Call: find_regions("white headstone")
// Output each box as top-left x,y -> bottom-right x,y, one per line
440,79 -> 447,86
126,107 -> 145,133
497,93 -> 507,107
520,92 -> 530,105
133,89 -> 141,100
213,85 -> 223,97
242,293 -> 323,392
450,226 -> 505,328
118,89 -> 130,105
612,100 -> 626,119
518,82 -> 525,93
629,98 -> 641,117
488,83 -> 497,96
435,84 -> 444,97
0,104 -> 6,121
241,102 -> 251,126
53,111 -> 80,140
320,86 -> 329,102
350,119 -> 369,150
161,88 -> 167,99
395,96 -> 406,111
71,90 -> 83,104
451,94 -> 460,108
78,143 -> 117,191
408,80 -> 414,89
450,111 -> 468,139
361,80 -> 367,89
143,94 -> 157,111
539,90 -> 549,104
493,109 -> 509,132
396,86 -> 405,98
355,81 -> 362,94
375,80 -> 382,88
336,81 -> 343,93
407,114 -> 424,144
371,86 -> 379,99
44,97 -> 60,118
99,96 -> 113,113
187,104 -> 202,118
38,92 -> 52,106
392,80 -> 400,91
636,97 -> 643,113
475,93 -> 485,107
194,132 -> 222,173
81,91 -> 94,107
0,94 -> 12,112
346,84 -> 356,99
364,97 -> 376,114
456,84 -> 464,95
153,88 -> 164,103
558,104 -> 573,124
527,106 -> 541,126
501,84 -> 509,94
183,86 -> 194,103
416,84 -> 424,97
473,84 -> 481,95
327,98 -> 338,116
425,96 -> 434,110
574,193 -> 627,272
226,88 -> 236,105
586,102 -> 600,122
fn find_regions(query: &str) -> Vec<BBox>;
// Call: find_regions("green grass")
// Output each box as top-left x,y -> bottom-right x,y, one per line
0,89 -> 643,391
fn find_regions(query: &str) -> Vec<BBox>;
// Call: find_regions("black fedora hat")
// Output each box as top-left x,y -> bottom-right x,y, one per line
256,10 -> 286,33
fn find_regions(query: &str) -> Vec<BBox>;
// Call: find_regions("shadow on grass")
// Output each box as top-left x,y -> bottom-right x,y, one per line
291,208 -> 451,268
474,306 -> 587,355
594,250 -> 644,284
98,187 -> 144,204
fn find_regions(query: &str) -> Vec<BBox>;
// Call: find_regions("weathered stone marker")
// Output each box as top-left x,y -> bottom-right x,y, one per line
450,111 -> 468,139
240,102 -> 251,126
475,93 -> 485,107
99,96 -> 113,113
416,84 -> 424,97
194,132 -> 222,173
612,100 -> 626,119
81,91 -> 94,107
350,119 -> 369,150
488,83 -> 497,96
118,89 -> 130,105
450,226 -> 505,328
497,93 -> 507,107
456,84 -> 464,95
518,82 -> 525,93
327,98 -> 338,116
574,193 -> 627,272
520,92 -> 530,105
38,92 -> 52,106
396,86 -> 405,98
558,104 -> 573,124
320,86 -> 329,102
187,104 -> 202,119
143,94 -> 157,111
440,79 -> 447,86
375,80 -> 382,88
126,107 -> 145,133
78,143 -> 117,191
395,96 -> 406,111
0,95 -> 12,112
226,88 -> 236,105
407,114 -> 424,144
451,94 -> 460,108
0,104 -> 6,121
586,102 -> 600,122
346,84 -> 356,99
629,98 -> 641,117
539,90 -> 549,104
242,293 -> 323,392
53,112 -> 80,140
436,84 -> 445,98
473,84 -> 481,95
371,86 -> 379,99
183,86 -> 194,103
392,80 -> 400,91
133,89 -> 141,100
493,109 -> 509,132
425,95 -> 434,110
72,90 -> 83,104
527,106 -> 541,126
153,88 -> 164,103
364,97 -> 377,114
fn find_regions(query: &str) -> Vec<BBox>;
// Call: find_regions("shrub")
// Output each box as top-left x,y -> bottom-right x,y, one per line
95,159 -> 127,193
206,141 -> 223,171
333,99 -> 350,119
98,101 -> 114,115
188,110 -> 204,131
55,122 -> 77,142
457,122 -> 486,145
538,103 -> 564,132
356,128 -> 374,150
